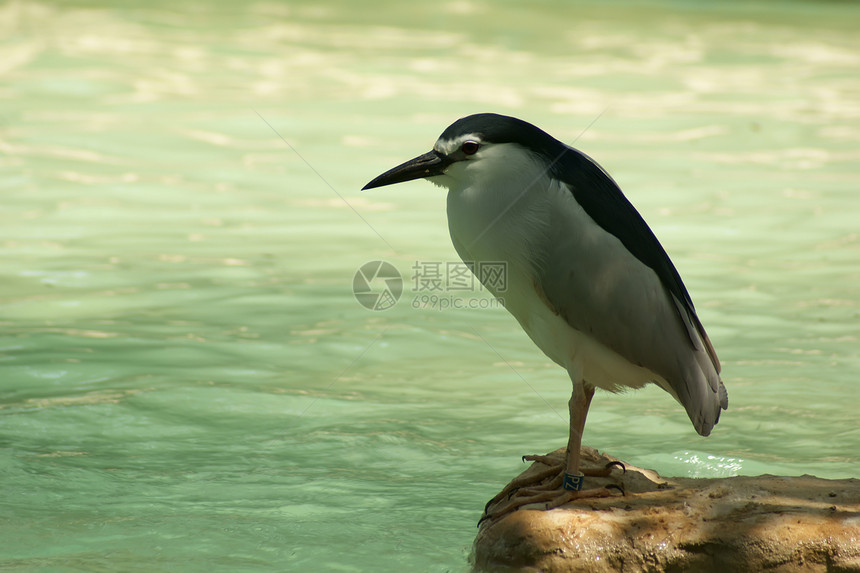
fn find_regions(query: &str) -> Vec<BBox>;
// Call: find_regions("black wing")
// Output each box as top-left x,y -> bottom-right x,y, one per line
549,146 -> 721,373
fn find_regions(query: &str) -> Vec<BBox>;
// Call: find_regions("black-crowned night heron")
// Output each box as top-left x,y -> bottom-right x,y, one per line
363,113 -> 727,518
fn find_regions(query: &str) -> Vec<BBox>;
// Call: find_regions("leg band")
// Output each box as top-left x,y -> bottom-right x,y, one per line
563,472 -> 584,491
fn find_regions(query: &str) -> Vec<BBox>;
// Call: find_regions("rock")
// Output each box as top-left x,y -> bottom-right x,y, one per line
473,447 -> 860,573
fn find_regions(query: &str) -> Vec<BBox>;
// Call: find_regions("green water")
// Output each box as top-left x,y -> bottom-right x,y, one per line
1,0 -> 858,571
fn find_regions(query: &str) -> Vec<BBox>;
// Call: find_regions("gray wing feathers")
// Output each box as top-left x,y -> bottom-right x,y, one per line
672,295 -> 722,376
670,293 -> 728,436
537,191 -> 727,436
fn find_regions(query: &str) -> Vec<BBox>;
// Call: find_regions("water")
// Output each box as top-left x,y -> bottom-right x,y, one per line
1,0 -> 858,571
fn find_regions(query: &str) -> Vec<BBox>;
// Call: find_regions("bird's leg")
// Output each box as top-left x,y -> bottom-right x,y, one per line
481,381 -> 622,524
564,382 -> 593,479
521,386 -> 621,476
514,383 -> 603,494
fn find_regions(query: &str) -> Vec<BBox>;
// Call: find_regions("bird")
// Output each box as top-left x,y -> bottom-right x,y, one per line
362,113 -> 727,519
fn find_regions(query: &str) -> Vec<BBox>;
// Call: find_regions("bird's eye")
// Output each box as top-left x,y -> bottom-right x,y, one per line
461,141 -> 480,156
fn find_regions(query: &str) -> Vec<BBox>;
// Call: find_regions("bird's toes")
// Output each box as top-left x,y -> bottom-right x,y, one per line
581,460 -> 626,478
605,482 -> 625,496
606,460 -> 626,474
521,454 -> 560,467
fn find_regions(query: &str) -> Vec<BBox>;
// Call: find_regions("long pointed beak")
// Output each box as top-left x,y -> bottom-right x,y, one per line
362,150 -> 452,190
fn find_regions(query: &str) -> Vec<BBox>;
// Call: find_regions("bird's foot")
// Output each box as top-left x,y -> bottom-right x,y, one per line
480,483 -> 623,526
481,458 -> 561,514
522,454 -> 625,478
479,456 -> 625,526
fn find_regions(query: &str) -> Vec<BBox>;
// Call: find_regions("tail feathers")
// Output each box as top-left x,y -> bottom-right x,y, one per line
690,374 -> 728,437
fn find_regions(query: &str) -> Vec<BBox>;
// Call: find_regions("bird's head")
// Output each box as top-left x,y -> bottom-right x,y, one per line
362,113 -> 564,192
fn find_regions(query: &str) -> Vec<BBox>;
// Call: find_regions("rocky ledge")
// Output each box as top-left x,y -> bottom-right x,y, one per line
473,447 -> 860,573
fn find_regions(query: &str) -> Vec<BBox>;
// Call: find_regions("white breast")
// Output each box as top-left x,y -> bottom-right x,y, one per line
445,153 -> 669,393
